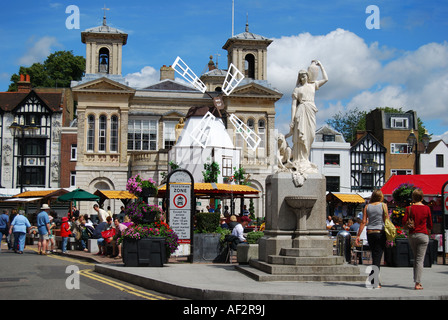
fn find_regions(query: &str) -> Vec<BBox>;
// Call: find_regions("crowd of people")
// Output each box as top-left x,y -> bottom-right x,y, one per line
0,203 -> 132,259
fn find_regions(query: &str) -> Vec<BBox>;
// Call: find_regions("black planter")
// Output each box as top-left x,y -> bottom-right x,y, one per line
385,238 -> 437,268
140,187 -> 156,198
122,237 -> 166,267
192,233 -> 222,263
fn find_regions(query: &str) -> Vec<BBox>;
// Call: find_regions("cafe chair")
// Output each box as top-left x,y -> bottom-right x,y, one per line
351,238 -> 368,265
224,235 -> 238,264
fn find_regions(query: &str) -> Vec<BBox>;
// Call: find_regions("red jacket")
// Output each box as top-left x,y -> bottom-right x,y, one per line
403,204 -> 432,235
60,221 -> 71,237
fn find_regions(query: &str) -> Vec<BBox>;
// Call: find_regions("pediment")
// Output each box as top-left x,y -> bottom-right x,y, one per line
231,82 -> 282,99
72,77 -> 135,94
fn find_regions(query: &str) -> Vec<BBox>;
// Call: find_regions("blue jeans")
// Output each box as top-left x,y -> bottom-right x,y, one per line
13,232 -> 26,252
62,237 -> 68,253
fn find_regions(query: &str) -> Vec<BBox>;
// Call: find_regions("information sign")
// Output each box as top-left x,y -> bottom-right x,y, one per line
167,169 -> 194,255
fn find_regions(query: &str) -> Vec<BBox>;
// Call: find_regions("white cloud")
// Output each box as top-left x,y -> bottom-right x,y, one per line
432,131 -> 448,144
268,29 -> 382,101
125,66 -> 159,89
18,36 -> 61,66
267,30 -> 448,135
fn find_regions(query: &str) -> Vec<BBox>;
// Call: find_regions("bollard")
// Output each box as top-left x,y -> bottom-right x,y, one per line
336,230 -> 351,263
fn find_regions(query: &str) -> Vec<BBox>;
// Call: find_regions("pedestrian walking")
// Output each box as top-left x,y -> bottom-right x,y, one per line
60,217 -> 71,254
8,211 -> 31,254
356,189 -> 387,288
403,188 -> 432,290
0,209 -> 10,252
36,204 -> 51,255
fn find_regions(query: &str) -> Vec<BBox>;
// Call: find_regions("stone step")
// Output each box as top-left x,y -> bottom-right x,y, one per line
280,247 -> 332,257
249,259 -> 362,276
268,255 -> 345,266
236,264 -> 366,282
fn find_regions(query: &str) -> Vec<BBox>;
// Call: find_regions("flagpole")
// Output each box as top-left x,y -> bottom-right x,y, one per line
232,0 -> 235,37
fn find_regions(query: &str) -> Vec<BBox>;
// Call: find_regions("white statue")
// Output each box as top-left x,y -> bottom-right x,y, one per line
285,60 -> 328,185
276,133 -> 293,170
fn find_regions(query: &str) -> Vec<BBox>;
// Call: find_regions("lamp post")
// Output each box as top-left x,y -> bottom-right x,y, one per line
9,117 -> 39,193
407,129 -> 430,175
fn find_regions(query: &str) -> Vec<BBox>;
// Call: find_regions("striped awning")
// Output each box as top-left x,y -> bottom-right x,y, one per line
157,183 -> 260,198
326,192 -> 366,204
94,190 -> 138,200
13,189 -> 69,199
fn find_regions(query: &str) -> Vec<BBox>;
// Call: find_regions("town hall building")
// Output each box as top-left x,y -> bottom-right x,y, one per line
69,17 -> 282,217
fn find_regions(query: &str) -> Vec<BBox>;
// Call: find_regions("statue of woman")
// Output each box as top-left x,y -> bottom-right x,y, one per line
289,60 -> 328,172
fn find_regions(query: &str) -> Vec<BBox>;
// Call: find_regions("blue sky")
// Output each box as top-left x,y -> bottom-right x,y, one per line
1,0 -> 447,141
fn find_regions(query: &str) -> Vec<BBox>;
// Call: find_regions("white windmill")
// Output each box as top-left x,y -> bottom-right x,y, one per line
171,56 -> 262,152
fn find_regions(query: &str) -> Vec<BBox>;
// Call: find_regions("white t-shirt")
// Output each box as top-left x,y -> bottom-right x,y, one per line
97,209 -> 108,223
231,223 -> 245,242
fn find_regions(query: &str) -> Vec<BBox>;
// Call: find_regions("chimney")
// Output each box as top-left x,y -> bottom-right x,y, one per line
17,74 -> 32,93
160,65 -> 175,81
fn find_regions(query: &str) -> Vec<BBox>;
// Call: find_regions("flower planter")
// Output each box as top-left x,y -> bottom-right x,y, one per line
122,237 -> 166,267
192,233 -> 222,263
385,238 -> 437,267
140,187 -> 157,198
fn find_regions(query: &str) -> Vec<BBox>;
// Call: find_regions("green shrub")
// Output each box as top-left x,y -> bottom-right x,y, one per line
195,212 -> 220,233
246,231 -> 264,244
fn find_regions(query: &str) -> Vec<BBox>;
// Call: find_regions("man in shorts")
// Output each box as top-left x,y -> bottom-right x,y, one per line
37,204 -> 51,255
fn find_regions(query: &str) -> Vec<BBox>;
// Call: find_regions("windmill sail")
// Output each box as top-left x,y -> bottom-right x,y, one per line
222,63 -> 244,96
229,114 -> 261,151
189,111 -> 216,148
172,56 -> 207,93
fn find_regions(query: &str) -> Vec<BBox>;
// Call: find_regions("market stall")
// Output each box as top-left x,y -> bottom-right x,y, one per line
93,190 -> 138,207
326,192 -> 366,220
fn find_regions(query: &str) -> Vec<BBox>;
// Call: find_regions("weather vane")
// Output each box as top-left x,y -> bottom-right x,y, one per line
102,4 -> 110,26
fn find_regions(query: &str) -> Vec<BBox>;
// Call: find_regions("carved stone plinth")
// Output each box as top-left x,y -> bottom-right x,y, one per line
236,172 -> 364,282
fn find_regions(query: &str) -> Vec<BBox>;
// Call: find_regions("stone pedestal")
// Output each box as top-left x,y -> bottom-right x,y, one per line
237,172 -> 364,282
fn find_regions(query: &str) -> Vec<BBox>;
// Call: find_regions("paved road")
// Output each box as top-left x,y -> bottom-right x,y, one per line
0,247 -> 181,300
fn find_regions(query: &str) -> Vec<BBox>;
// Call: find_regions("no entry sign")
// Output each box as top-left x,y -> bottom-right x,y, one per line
167,170 -> 194,249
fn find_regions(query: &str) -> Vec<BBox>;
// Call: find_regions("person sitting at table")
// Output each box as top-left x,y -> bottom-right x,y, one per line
220,214 -> 229,229
228,215 -> 239,231
231,216 -> 251,244
331,216 -> 344,231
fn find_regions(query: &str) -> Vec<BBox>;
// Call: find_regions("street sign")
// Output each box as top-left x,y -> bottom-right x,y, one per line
167,169 -> 195,261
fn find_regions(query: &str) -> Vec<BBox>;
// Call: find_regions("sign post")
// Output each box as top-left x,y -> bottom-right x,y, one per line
442,181 -> 448,265
166,169 -> 195,263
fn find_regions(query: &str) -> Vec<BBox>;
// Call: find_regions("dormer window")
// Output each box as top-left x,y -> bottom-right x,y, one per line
391,117 -> 408,129
323,134 -> 335,142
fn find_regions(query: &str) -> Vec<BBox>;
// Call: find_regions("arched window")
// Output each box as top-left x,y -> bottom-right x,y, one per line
87,115 -> 95,152
244,54 -> 255,79
258,119 -> 265,148
247,118 -> 255,130
99,47 -> 110,73
110,115 -> 119,152
99,115 -> 107,152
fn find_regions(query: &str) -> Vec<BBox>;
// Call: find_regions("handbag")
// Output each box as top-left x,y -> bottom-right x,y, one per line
383,203 -> 397,241
101,228 -> 116,243
404,206 -> 415,231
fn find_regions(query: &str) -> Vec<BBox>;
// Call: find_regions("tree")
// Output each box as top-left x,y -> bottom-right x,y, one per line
326,107 -> 366,142
202,162 -> 220,183
326,107 -> 430,143
8,50 -> 85,91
